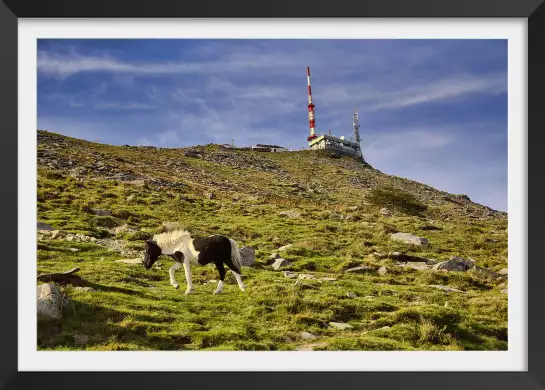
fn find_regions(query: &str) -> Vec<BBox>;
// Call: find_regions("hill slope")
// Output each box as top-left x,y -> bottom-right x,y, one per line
36,130 -> 508,351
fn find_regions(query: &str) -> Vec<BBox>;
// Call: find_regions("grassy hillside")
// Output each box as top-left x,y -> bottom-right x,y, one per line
36,130 -> 508,351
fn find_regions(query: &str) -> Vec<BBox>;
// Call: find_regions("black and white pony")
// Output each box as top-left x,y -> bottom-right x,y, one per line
142,230 -> 246,295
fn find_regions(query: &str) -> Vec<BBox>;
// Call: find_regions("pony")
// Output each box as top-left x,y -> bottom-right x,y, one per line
142,229 -> 246,295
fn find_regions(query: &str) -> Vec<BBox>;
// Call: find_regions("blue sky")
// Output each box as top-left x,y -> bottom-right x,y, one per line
37,39 -> 508,212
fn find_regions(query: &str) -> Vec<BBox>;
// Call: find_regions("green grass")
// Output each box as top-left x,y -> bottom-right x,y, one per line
36,130 -> 508,351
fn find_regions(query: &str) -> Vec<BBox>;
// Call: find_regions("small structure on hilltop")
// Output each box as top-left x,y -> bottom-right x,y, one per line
251,144 -> 288,152
305,66 -> 363,158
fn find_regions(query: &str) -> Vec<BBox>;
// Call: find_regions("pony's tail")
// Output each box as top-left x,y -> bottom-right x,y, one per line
229,238 -> 243,274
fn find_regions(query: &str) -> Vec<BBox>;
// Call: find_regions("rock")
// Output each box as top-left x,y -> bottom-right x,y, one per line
37,222 -> 54,231
37,283 -> 65,320
278,244 -> 293,251
239,246 -> 256,267
298,273 -> 316,280
432,257 -> 475,272
380,208 -> 390,216
429,285 -> 466,293
346,292 -> 357,298
329,322 -> 353,330
345,266 -> 373,274
37,267 -> 83,286
283,271 -> 298,279
378,266 -> 388,275
115,258 -> 143,264
498,268 -> 508,275
301,331 -> 318,341
390,232 -> 429,247
500,288 -> 508,294
321,277 -> 337,282
112,224 -> 137,235
74,334 -> 90,346
91,209 -> 111,216
402,262 -> 431,271
279,211 -> 301,218
69,248 -> 80,252
272,258 -> 290,270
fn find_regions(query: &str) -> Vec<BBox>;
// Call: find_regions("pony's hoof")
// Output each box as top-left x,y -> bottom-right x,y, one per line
184,289 -> 193,295
173,284 -> 179,289
213,289 -> 223,295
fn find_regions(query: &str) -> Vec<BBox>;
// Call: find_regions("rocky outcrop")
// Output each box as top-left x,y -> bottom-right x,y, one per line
390,232 -> 429,246
37,283 -> 67,319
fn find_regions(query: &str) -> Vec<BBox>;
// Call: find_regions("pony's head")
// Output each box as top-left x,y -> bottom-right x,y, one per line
143,240 -> 162,269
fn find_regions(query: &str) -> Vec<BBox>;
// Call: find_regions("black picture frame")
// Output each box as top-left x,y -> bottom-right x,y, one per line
1,0 -> 542,389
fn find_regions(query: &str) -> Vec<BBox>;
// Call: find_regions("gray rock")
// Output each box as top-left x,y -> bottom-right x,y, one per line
432,257 -> 475,272
500,288 -> 508,294
321,277 -> 337,282
301,331 -> 318,340
402,262 -> 431,271
390,232 -> 429,246
345,266 -> 373,274
298,273 -> 316,280
74,334 -> 90,346
272,258 -> 290,270
37,283 -> 65,319
380,208 -> 390,216
37,222 -> 54,231
469,267 -> 502,279
329,322 -> 353,330
346,292 -> 357,298
239,246 -> 256,267
498,268 -> 508,275
378,266 -> 388,275
283,271 -> 298,279
295,342 -> 328,351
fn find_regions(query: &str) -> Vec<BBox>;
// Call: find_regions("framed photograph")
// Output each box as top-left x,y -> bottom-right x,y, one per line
2,0 -> 543,388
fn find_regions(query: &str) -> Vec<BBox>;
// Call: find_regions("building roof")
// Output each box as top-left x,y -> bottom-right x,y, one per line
253,144 -> 285,149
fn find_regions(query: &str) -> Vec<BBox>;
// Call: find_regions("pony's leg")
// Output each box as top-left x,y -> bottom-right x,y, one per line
213,262 -> 226,295
231,271 -> 246,292
169,262 -> 182,289
182,259 -> 194,295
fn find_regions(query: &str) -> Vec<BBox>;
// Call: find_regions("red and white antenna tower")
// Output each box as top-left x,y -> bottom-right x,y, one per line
306,66 -> 317,141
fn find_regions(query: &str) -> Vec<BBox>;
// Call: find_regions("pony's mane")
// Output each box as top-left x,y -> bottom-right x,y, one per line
152,229 -> 192,248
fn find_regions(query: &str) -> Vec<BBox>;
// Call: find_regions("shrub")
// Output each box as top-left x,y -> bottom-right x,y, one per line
366,187 -> 427,216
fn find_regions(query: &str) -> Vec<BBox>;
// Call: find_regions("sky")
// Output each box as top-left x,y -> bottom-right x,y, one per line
37,39 -> 508,212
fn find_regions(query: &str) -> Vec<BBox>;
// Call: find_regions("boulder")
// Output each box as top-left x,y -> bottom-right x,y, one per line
283,271 -> 298,279
432,257 -> 475,272
329,322 -> 353,330
37,222 -> 54,231
498,268 -> 508,275
37,283 -> 65,319
345,266 -> 373,274
301,331 -> 318,341
239,246 -> 256,267
390,232 -> 429,247
272,258 -> 290,270
469,267 -> 502,279
377,266 -> 388,276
